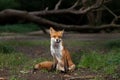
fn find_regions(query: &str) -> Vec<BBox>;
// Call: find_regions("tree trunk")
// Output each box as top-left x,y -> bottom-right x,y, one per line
87,12 -> 95,26
96,10 -> 102,25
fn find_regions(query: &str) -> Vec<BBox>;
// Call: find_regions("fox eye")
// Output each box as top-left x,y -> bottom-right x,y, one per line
58,36 -> 62,38
53,35 -> 56,38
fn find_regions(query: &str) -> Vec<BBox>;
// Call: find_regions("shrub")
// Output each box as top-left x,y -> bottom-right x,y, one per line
78,51 -> 106,70
0,23 -> 40,33
104,40 -> 120,49
0,45 -> 15,54
0,52 -> 28,69
78,49 -> 120,74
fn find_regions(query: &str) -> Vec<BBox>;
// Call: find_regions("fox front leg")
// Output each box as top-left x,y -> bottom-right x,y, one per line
51,56 -> 58,71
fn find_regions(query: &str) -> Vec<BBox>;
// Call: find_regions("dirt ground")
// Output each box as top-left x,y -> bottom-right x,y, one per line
0,33 -> 120,80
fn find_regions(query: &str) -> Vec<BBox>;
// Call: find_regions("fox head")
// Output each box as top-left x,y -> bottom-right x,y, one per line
50,27 -> 64,44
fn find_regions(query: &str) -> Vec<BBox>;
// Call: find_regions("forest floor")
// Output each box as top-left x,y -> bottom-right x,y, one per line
0,32 -> 120,80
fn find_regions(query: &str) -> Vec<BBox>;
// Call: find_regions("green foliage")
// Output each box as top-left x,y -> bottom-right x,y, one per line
107,49 -> 120,65
0,39 -> 120,79
0,44 -> 15,53
0,52 -> 28,69
78,48 -> 120,74
10,76 -> 27,80
0,0 -> 20,10
0,40 -> 50,75
0,40 -> 49,47
10,76 -> 17,80
0,23 -> 40,33
104,40 -> 120,49
23,57 -> 48,71
72,50 -> 85,66
78,51 -> 106,70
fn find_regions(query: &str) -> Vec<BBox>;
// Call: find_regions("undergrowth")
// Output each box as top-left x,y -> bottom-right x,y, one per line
0,23 -> 40,33
0,52 -> 28,73
77,40 -> 120,76
78,49 -> 120,74
0,39 -> 120,80
0,40 -> 49,47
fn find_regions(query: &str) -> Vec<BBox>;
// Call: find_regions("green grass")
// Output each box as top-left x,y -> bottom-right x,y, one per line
71,39 -> 120,77
0,40 -> 50,47
0,39 -> 120,79
78,48 -> 120,74
104,39 -> 120,49
0,40 -> 50,75
0,23 -> 40,33
64,40 -> 95,46
0,51 -> 48,75
0,52 -> 48,79
0,45 -> 15,53
10,76 -> 27,80
0,52 -> 28,70
23,57 -> 49,71
78,51 -> 105,70
0,40 -> 50,74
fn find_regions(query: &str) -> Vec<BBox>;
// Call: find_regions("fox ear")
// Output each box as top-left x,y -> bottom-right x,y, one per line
50,27 -> 55,34
59,30 -> 64,35
59,29 -> 64,35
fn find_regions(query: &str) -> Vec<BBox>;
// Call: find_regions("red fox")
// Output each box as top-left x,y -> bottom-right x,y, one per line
33,27 -> 75,73
50,27 -> 75,72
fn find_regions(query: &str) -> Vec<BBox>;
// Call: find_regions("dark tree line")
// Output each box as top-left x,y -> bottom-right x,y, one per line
0,0 -> 120,33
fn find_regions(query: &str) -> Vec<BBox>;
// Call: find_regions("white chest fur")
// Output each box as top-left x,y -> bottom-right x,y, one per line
50,41 -> 63,62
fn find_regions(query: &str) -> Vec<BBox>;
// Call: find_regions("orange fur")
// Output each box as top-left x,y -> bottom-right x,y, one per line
0,77 -> 7,80
34,61 -> 53,71
50,27 -> 75,72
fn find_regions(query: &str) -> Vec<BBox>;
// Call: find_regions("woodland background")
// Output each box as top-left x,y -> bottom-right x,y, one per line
0,0 -> 120,33
0,0 -> 120,80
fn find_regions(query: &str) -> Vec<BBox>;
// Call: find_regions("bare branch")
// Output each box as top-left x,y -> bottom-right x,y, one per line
0,9 -> 119,33
55,0 -> 62,10
0,0 -> 118,33
103,5 -> 117,18
69,0 -> 79,9
104,0 -> 112,3
79,0 -> 104,13
45,7 -> 49,11
103,5 -> 120,24
30,0 -> 104,16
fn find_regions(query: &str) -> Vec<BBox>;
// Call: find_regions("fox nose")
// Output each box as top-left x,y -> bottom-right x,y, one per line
56,39 -> 61,43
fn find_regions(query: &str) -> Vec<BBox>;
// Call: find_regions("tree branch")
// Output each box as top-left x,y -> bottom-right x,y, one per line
45,7 -> 49,11
79,0 -> 104,13
0,9 -> 119,33
103,5 -> 117,18
55,0 -> 62,10
0,0 -> 119,33
30,0 -> 104,16
103,5 -> 120,24
69,0 -> 79,9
